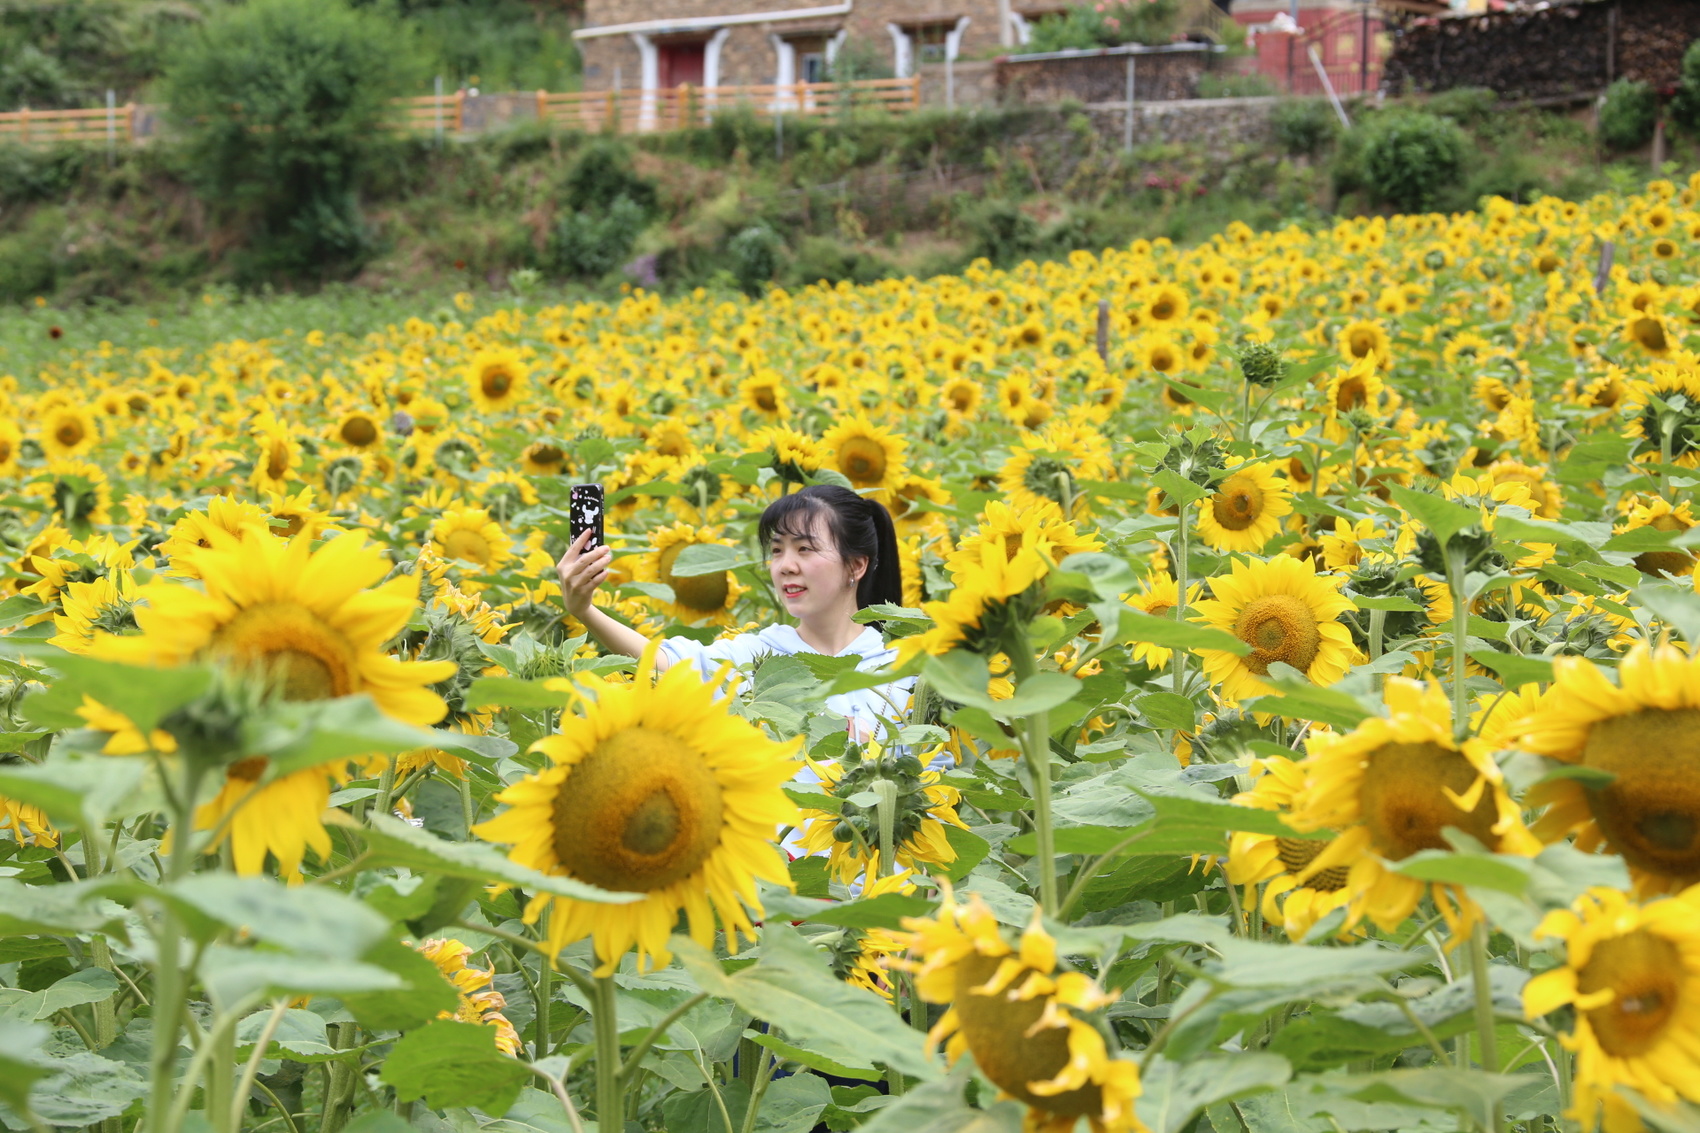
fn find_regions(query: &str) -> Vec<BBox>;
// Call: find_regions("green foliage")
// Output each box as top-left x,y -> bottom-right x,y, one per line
1024,0 -> 1181,51
383,0 -> 580,91
958,197 -> 1043,267
825,36 -> 894,82
1355,110 -> 1469,213
1424,86 -> 1500,127
0,205 -> 60,302
1672,39 -> 1700,135
159,0 -> 416,281
729,222 -> 784,295
787,235 -> 893,288
562,138 -> 657,215
0,0 -> 199,111
1598,77 -> 1657,152
550,139 -> 658,280
1196,71 -> 1277,99
1272,98 -> 1340,157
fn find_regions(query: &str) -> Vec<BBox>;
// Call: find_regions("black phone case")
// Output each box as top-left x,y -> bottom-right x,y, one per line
569,484 -> 605,551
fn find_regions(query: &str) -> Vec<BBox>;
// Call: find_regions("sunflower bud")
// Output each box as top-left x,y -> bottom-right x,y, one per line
1236,339 -> 1287,387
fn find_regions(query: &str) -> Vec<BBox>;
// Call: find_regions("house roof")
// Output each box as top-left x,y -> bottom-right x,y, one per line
892,11 -> 968,30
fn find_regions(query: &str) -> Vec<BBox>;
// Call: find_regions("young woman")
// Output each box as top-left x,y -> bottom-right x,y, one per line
555,484 -> 914,737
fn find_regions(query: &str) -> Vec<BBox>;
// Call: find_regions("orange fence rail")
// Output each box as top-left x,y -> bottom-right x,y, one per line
0,76 -> 919,146
0,104 -> 136,145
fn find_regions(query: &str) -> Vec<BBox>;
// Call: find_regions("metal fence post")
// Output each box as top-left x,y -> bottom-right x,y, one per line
105,89 -> 115,163
947,53 -> 955,110
434,75 -> 444,146
1123,53 -> 1136,151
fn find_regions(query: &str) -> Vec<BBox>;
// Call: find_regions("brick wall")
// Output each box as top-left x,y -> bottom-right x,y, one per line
999,51 -> 1218,105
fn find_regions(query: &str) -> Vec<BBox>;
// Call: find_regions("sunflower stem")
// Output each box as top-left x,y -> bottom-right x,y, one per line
147,758 -> 206,1133
1171,514 -> 1190,698
1367,608 -> 1386,692
1008,635 -> 1058,916
458,772 -> 476,834
1446,545 -> 1470,744
871,778 -> 898,880
534,954 -> 553,1060
592,975 -> 624,1130
1468,923 -> 1506,1132
373,755 -> 398,819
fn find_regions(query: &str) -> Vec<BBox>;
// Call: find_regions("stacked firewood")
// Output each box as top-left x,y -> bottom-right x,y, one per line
1383,0 -> 1700,101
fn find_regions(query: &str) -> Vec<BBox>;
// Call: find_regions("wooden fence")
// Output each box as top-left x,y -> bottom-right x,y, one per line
537,76 -> 922,134
0,103 -> 137,146
0,76 -> 920,146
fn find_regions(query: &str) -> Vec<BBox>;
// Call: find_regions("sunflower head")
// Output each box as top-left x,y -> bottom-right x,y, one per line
473,655 -> 801,973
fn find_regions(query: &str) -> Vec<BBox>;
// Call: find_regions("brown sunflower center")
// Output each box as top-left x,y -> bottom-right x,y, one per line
549,725 -> 724,891
951,953 -> 1101,1118
1578,929 -> 1683,1059
1580,708 -> 1700,879
56,421 -> 84,447
1348,331 -> 1378,358
1634,318 -> 1669,353
1151,299 -> 1176,321
1358,740 -> 1500,861
1632,515 -> 1696,578
1275,835 -> 1349,891
1337,374 -> 1376,413
482,369 -> 513,398
441,527 -> 493,566
752,387 -> 777,412
266,442 -> 290,480
1149,347 -> 1178,373
1211,474 -> 1264,531
0,439 -> 11,463
838,437 -> 888,486
1233,594 -> 1322,676
211,603 -> 357,701
341,416 -> 378,447
659,542 -> 731,614
948,384 -> 976,411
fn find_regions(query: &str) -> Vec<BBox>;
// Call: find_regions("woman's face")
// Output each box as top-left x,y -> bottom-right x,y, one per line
768,513 -> 863,627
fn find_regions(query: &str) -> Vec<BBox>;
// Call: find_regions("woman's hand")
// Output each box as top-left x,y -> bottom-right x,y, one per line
555,529 -> 612,619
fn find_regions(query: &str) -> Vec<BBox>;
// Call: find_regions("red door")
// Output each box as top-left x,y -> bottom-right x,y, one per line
658,43 -> 706,89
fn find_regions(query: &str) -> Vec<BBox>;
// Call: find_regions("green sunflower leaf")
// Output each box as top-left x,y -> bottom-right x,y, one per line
380,1020 -> 531,1113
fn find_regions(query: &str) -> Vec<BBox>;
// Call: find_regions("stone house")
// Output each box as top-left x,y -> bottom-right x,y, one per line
572,0 -> 1024,94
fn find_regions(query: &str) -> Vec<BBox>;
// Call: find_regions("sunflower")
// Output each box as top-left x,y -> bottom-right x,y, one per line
266,488 -> 334,540
1285,679 -> 1539,936
1617,496 -> 1697,578
893,538 -> 1051,665
795,744 -> 969,884
899,892 -> 1146,1133
1626,356 -> 1700,466
950,498 -> 1103,578
192,758 -> 340,879
0,417 -> 20,478
430,507 -> 514,575
39,404 -> 97,460
1525,885 -> 1700,1133
940,375 -> 983,419
472,655 -> 800,973
1337,318 -> 1391,369
739,371 -> 786,419
158,498 -> 275,575
1189,554 -> 1357,702
1324,355 -> 1386,415
1195,462 -> 1291,553
821,413 -> 906,494
518,440 -> 566,478
333,409 -> 384,451
250,421 -> 300,495
997,423 -> 1114,518
1623,312 -> 1674,358
50,572 -> 138,655
1225,756 -> 1353,941
1141,282 -> 1188,325
634,522 -> 745,625
1517,645 -> 1700,896
746,426 -> 822,484
0,795 -> 55,847
92,528 -> 454,726
1135,333 -> 1183,377
1125,577 -> 1200,670
415,938 -> 523,1056
467,348 -> 529,413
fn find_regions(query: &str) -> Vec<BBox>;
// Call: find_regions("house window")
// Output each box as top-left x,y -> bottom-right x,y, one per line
801,51 -> 826,82
914,23 -> 951,63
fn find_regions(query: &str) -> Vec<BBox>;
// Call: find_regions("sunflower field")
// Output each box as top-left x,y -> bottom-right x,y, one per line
4,173 -> 1700,1133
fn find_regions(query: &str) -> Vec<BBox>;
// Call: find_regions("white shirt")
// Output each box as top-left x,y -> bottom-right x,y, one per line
658,624 -> 915,734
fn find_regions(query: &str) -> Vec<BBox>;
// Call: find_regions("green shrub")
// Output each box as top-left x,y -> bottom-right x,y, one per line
1464,153 -> 1551,206
787,235 -> 892,287
552,195 -> 647,279
0,44 -> 73,111
958,197 -> 1042,266
563,139 -> 657,215
825,36 -> 893,82
379,0 -> 581,91
1668,40 -> 1700,135
1024,1 -> 1180,51
160,0 -> 416,282
1355,110 -> 1467,213
1272,99 -> 1339,157
1197,72 -> 1276,99
1425,87 -> 1499,127
1598,78 -> 1657,152
728,224 -> 783,296
0,206 -> 62,302
0,143 -> 89,205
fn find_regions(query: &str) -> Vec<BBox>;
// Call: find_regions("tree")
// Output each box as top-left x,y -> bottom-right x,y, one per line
161,0 -> 416,281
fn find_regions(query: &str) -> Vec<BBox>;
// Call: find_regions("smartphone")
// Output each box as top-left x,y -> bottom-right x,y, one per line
569,484 -> 605,552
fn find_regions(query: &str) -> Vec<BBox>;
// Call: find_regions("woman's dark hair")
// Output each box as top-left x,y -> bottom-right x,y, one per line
757,485 -> 902,612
